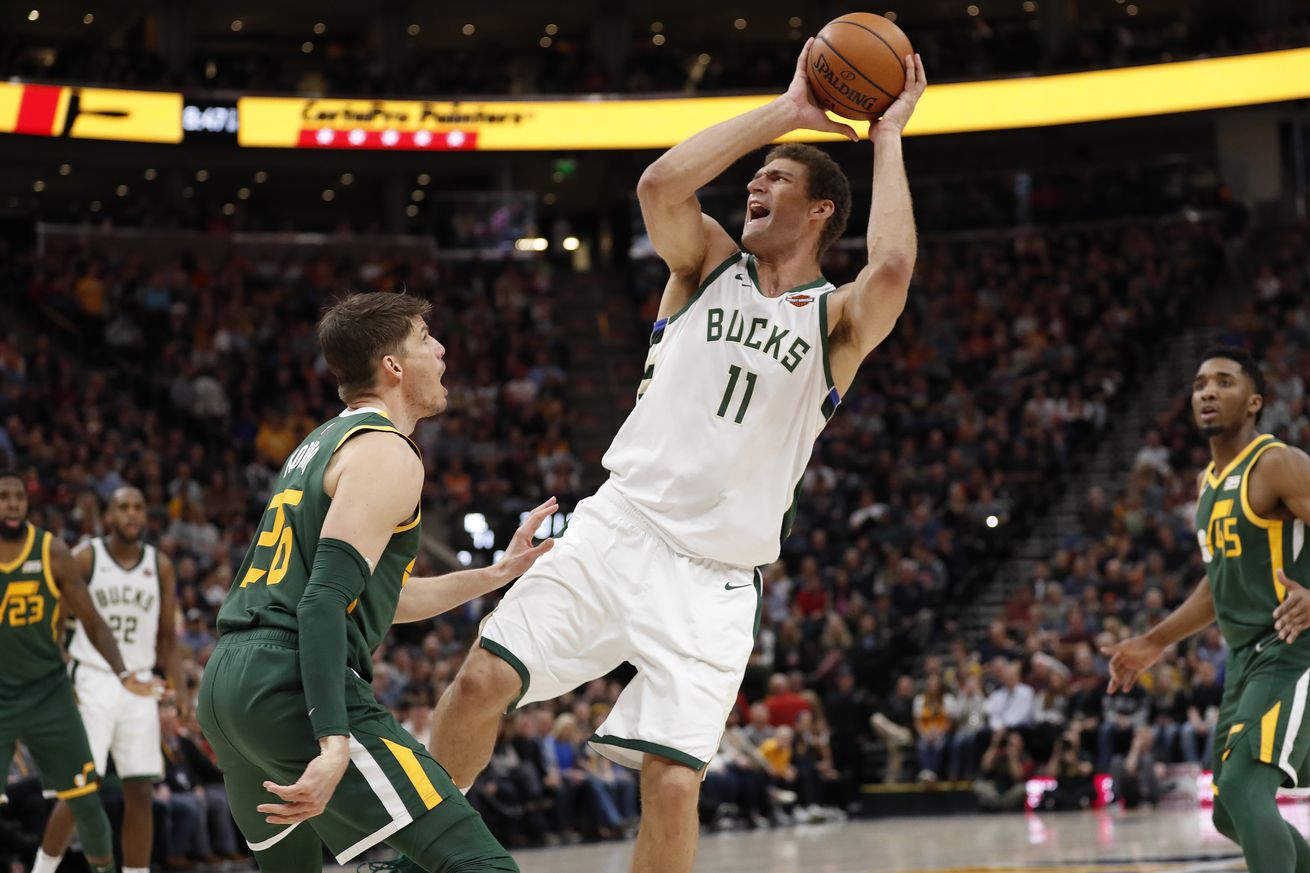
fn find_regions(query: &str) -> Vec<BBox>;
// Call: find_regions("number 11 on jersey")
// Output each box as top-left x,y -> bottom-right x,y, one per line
717,365 -> 758,424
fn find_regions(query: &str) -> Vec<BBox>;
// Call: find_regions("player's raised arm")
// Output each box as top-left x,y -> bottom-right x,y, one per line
638,39 -> 857,296
828,54 -> 925,386
393,497 -> 557,623
259,430 -> 422,825
51,538 -> 152,697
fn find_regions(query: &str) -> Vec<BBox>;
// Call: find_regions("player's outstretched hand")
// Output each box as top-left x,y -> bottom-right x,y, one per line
782,38 -> 859,142
258,737 -> 349,825
1101,635 -> 1164,694
1274,569 -> 1310,644
494,497 -> 559,584
873,53 -> 927,138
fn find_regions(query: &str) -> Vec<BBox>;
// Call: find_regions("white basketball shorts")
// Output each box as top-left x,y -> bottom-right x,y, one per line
71,662 -> 163,780
479,481 -> 761,772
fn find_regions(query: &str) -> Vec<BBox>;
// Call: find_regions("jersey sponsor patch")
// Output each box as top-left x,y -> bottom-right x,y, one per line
20,560 -> 41,574
1224,475 -> 1241,491
786,293 -> 814,308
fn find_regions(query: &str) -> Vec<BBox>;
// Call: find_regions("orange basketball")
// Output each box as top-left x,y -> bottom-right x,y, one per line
806,13 -> 914,121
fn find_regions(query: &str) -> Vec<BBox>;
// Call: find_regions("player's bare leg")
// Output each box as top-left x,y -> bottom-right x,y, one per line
429,646 -> 521,787
632,756 -> 700,873
35,800 -> 74,872
121,779 -> 154,871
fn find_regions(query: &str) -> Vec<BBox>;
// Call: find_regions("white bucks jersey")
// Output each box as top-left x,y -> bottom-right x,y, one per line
604,251 -> 840,567
68,538 -> 160,673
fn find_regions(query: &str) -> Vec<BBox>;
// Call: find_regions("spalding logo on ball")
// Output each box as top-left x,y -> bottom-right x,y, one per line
807,12 -> 914,121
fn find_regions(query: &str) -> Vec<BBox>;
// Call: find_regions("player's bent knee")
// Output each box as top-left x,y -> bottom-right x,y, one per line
456,646 -> 523,710
640,756 -> 702,811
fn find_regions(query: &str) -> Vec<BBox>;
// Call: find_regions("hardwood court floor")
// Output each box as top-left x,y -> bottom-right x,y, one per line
500,805 -> 1289,873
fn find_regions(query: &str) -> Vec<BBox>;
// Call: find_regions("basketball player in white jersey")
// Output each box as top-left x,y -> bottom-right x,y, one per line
34,486 -> 184,873
430,43 -> 926,873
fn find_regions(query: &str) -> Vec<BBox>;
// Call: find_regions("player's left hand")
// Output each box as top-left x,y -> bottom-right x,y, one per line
872,53 -> 927,138
1273,569 -> 1310,643
258,739 -> 350,825
492,497 -> 559,584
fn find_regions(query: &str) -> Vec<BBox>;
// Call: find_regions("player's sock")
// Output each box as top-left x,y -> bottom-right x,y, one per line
31,849 -> 64,873
1216,754 -> 1305,873
65,792 -> 116,870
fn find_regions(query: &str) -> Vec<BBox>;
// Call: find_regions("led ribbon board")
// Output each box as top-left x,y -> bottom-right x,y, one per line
1,48 -> 1307,147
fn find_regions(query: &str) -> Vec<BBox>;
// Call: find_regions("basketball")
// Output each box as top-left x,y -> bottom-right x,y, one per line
807,13 -> 915,120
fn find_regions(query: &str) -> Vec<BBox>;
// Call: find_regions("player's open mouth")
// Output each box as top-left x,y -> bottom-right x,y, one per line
747,201 -> 771,222
1199,407 -> 1218,421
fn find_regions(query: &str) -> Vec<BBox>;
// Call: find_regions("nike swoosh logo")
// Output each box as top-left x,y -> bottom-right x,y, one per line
724,581 -> 754,591
1255,636 -> 1278,653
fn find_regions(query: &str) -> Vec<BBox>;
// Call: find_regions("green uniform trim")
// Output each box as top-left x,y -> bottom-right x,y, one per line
818,289 -> 836,392
478,637 -> 530,713
588,734 -> 707,771
666,252 -> 739,326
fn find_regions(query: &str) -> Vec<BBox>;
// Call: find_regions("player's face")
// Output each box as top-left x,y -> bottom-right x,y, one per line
1192,357 -> 1260,438
0,478 -> 28,541
742,159 -> 828,256
401,317 -> 447,416
107,488 -> 146,542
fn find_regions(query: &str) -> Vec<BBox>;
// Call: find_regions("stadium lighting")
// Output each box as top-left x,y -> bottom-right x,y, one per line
195,169 -> 209,182
58,164 -> 71,176
462,23 -> 475,36
986,515 -> 999,528
143,168 -> 157,180
734,18 -> 747,30
563,236 -> 580,251
82,13 -> 93,24
32,180 -> 44,192
313,22 -> 325,34
27,10 -> 39,22
515,237 -> 549,252
230,19 -> 242,32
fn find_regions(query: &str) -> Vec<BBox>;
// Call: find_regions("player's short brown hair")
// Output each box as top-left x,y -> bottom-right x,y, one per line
764,143 -> 851,254
318,292 -> 432,399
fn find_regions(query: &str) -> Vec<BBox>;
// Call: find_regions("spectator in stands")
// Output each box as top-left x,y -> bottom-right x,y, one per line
986,661 -> 1034,732
1180,659 -> 1223,765
913,674 -> 955,782
1112,725 -> 1161,809
871,675 -> 917,783
949,672 -> 989,781
764,673 -> 812,727
1038,728 -> 1095,811
974,730 -> 1032,812
157,703 -> 239,869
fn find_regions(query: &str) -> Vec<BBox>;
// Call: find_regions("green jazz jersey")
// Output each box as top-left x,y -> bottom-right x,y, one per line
0,524 -> 65,685
1196,434 -> 1310,651
217,408 -> 422,681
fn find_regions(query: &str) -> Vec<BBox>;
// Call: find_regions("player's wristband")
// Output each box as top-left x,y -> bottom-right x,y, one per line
118,670 -> 133,682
